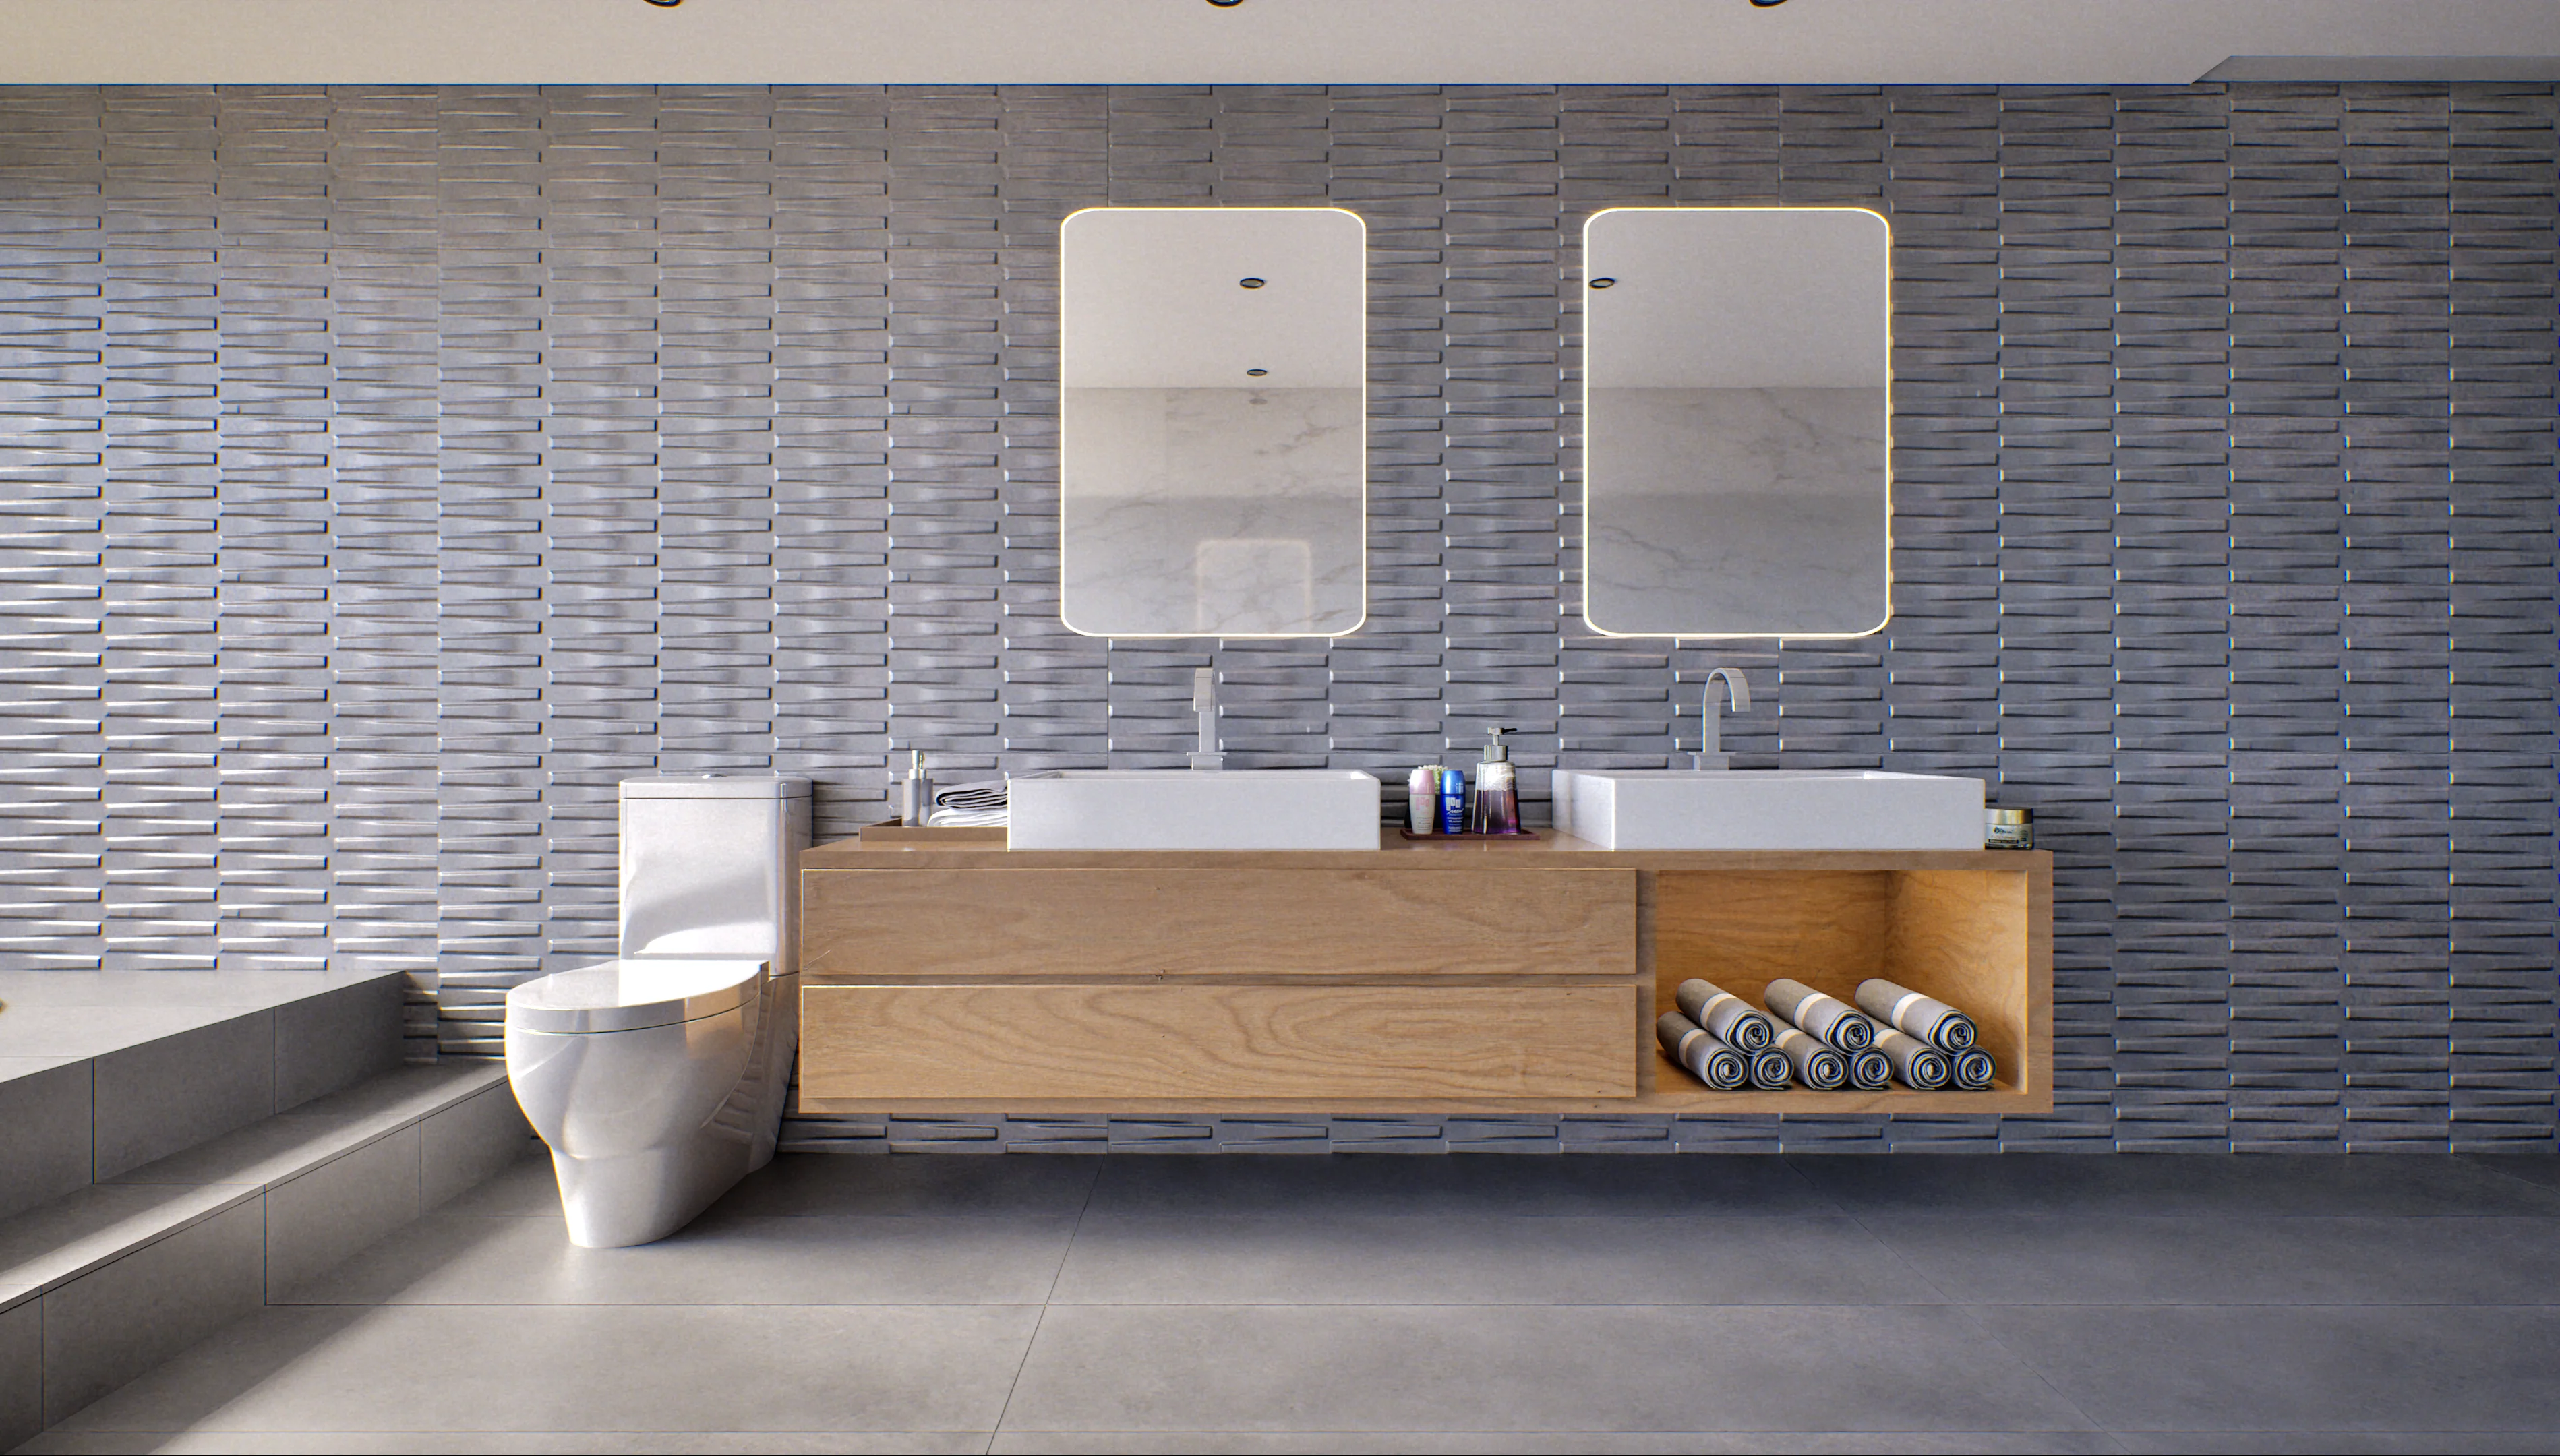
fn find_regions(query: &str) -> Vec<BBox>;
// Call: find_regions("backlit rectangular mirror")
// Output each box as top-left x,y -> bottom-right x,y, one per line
1059,207 -> 1367,638
1582,206 -> 1892,638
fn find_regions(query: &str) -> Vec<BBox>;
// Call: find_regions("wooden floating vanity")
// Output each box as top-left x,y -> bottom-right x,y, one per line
795,829 -> 2051,1117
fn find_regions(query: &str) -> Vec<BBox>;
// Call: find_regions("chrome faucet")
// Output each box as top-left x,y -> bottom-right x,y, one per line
1189,667 -> 1225,771
1691,667 -> 1751,772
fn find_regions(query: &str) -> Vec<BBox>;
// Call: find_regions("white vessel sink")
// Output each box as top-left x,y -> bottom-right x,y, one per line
1008,770 -> 1383,851
1550,769 -> 1986,851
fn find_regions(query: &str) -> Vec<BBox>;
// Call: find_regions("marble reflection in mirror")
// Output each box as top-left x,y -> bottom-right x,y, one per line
1582,207 -> 1892,638
1060,207 -> 1366,638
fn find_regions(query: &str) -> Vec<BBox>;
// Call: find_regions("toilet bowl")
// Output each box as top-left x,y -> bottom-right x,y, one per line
503,776 -> 810,1248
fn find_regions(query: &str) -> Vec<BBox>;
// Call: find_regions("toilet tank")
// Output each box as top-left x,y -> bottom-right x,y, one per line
616,776 -> 813,974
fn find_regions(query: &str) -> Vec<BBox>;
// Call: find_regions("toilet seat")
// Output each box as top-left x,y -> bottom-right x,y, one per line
506,957 -> 766,1035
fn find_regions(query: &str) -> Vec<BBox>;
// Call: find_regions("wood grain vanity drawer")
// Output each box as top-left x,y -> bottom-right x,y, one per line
800,983 -> 1638,1100
800,868 -> 1636,981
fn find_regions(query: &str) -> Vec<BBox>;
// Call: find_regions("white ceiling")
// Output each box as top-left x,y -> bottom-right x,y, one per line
5,0 -> 2558,86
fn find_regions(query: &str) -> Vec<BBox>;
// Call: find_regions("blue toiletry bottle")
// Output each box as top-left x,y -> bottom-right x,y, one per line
1438,766 -> 1466,835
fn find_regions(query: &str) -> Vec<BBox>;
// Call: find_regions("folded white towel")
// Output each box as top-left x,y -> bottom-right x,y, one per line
935,779 -> 1009,811
925,805 -> 1007,827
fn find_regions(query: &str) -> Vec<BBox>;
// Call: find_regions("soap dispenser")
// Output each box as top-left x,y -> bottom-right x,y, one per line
899,750 -> 934,826
1472,725 -> 1520,835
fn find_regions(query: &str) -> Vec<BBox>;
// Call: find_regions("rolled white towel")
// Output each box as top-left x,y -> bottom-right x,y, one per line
1746,1044 -> 1792,1090
1657,1012 -> 1748,1091
1847,1047 -> 1892,1091
1764,979 -> 1875,1052
1674,979 -> 1775,1052
1951,1048 -> 1996,1090
1876,1027 -> 1951,1089
1855,977 -> 1978,1054
1773,1025 -> 1847,1090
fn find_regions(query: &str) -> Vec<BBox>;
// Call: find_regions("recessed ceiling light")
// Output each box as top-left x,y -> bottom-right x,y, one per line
1589,278 -> 1617,289
1246,369 -> 1269,377
1239,278 -> 1266,289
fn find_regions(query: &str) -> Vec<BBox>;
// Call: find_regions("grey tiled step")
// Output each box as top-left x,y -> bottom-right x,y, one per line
0,1061 -> 539,1445
0,970 -> 411,1219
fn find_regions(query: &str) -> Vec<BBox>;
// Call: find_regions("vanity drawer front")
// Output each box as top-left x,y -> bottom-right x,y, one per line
801,983 -> 1638,1100
801,868 -> 1635,981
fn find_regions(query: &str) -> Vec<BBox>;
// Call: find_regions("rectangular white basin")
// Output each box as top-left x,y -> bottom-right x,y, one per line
1551,769 -> 1986,851
1008,770 -> 1383,851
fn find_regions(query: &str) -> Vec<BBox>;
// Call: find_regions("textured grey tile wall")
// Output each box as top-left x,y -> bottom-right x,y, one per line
0,84 -> 2551,1151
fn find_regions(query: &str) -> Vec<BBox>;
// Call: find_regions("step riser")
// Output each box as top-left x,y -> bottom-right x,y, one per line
0,1067 -> 89,1224
277,979 -> 411,1114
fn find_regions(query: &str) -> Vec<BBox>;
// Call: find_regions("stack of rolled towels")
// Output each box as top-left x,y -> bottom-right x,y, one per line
1657,975 -> 1996,1092
1658,979 -> 1788,1089
1855,977 -> 1996,1090
1764,979 -> 1892,1091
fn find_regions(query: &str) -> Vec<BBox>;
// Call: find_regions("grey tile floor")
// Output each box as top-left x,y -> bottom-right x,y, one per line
18,1151 -> 2560,1455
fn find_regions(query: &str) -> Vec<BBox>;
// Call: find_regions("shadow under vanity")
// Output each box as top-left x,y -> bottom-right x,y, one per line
794,830 -> 2050,1118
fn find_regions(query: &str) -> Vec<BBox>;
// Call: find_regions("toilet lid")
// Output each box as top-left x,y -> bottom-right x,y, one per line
505,957 -> 767,1034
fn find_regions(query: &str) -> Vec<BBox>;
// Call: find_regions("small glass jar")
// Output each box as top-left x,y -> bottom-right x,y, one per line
1985,806 -> 2033,850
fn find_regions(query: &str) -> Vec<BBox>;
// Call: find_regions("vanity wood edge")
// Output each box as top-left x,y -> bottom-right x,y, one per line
798,833 -> 2052,1118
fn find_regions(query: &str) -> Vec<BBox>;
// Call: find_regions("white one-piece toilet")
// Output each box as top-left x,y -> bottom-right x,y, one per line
504,775 -> 810,1248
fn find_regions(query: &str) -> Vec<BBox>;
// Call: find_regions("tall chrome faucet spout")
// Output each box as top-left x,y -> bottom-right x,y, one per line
1692,667 -> 1752,772
1189,667 -> 1226,771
